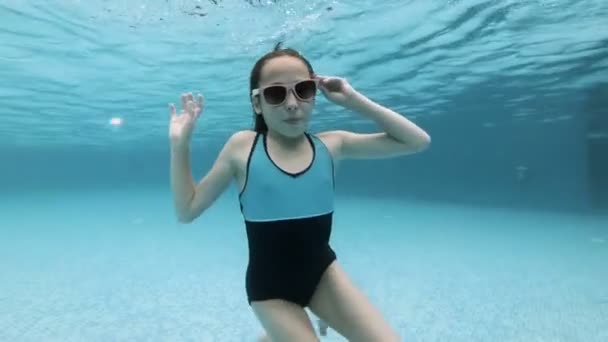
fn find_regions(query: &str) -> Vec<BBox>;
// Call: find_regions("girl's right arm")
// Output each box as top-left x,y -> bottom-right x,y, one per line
168,92 -> 238,223
170,138 -> 236,223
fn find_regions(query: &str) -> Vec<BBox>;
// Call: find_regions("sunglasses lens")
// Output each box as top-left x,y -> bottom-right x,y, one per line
263,86 -> 286,105
261,80 -> 316,105
295,80 -> 316,100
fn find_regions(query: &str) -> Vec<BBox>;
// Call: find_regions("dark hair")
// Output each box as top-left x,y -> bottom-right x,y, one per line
249,42 -> 315,132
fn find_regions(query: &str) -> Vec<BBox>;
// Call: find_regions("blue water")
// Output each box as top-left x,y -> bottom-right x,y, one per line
1,1 -> 607,341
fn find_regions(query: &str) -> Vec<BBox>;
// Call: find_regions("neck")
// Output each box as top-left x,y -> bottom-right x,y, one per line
266,130 -> 306,149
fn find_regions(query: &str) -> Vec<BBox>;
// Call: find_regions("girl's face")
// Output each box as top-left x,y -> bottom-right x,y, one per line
252,55 -> 317,138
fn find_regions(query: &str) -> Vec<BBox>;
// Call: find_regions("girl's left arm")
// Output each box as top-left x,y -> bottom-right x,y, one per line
317,76 -> 431,160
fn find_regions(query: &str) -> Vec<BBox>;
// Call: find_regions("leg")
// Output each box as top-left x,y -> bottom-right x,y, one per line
251,299 -> 320,342
308,261 -> 400,342
256,319 -> 327,342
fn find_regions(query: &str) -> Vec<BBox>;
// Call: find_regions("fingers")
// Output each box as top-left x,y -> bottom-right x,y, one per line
314,75 -> 342,84
196,93 -> 203,110
313,75 -> 332,91
187,100 -> 196,118
176,92 -> 203,118
319,77 -> 343,92
181,94 -> 188,111
180,93 -> 193,114
169,103 -> 177,118
186,93 -> 194,114
314,74 -> 332,83
194,93 -> 203,118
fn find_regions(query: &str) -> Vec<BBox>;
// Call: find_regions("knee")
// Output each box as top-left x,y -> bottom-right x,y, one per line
361,334 -> 400,342
353,328 -> 400,342
257,333 -> 271,342
385,330 -> 401,342
382,328 -> 401,342
389,332 -> 402,342
258,332 -> 320,342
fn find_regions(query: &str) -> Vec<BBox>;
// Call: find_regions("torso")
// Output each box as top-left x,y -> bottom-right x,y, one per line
234,130 -> 340,306
231,130 -> 341,193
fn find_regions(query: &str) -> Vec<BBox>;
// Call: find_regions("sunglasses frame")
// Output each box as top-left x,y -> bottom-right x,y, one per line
251,79 -> 319,106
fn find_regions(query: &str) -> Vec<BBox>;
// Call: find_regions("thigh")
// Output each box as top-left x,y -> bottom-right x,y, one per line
251,299 -> 320,342
308,261 -> 400,342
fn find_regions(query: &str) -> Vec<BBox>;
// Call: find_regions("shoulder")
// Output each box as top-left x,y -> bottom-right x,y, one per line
316,130 -> 349,142
226,129 -> 257,150
313,130 -> 349,160
221,129 -> 258,165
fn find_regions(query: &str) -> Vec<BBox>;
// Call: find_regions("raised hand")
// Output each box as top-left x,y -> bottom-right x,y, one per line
169,92 -> 203,148
314,75 -> 357,107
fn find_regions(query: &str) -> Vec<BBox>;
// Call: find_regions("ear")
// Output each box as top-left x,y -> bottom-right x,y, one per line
251,94 -> 262,115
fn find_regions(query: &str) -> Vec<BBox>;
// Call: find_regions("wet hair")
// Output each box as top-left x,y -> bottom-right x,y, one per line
249,42 -> 315,132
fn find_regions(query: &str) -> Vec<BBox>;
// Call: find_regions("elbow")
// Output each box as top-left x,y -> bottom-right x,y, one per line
420,133 -> 431,150
176,206 -> 205,224
175,208 -> 195,224
177,215 -> 194,224
411,132 -> 431,152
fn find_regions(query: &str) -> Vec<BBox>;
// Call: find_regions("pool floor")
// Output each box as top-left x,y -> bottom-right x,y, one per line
1,189 -> 607,341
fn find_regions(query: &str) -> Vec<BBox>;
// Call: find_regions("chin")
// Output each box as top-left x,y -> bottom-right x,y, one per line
279,124 -> 308,138
282,129 -> 307,138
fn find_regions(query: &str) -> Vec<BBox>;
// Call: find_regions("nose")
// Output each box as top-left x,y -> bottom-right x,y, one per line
284,89 -> 298,111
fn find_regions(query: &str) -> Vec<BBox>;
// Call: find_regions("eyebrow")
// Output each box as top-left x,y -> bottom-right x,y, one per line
266,78 -> 308,85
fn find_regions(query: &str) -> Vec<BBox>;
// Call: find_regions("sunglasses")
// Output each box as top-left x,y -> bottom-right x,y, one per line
252,79 -> 318,106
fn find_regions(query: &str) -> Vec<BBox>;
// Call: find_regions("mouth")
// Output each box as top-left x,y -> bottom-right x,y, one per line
284,118 -> 303,124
